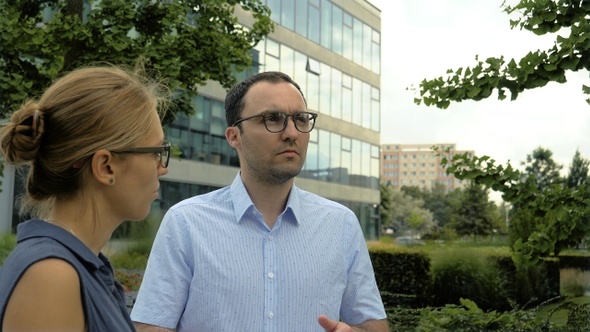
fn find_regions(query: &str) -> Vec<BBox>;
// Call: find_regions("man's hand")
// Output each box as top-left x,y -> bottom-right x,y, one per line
318,315 -> 390,332
318,315 -> 353,332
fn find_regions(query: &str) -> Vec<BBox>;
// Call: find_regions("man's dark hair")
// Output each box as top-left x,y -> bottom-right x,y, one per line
224,71 -> 307,127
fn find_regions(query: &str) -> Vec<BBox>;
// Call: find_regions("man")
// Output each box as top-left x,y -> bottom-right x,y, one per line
131,72 -> 389,331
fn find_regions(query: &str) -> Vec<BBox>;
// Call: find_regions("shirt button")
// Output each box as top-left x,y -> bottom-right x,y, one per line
268,311 -> 274,319
268,235 -> 273,240
268,272 -> 274,279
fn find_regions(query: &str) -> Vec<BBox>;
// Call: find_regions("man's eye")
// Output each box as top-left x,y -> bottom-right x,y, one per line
265,114 -> 283,123
294,115 -> 309,124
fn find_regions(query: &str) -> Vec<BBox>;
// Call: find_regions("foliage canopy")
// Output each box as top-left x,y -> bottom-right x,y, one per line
0,0 -> 274,119
414,0 -> 590,108
438,146 -> 590,261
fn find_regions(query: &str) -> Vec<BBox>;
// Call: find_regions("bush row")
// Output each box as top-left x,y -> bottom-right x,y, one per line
369,247 -> 560,311
559,255 -> 590,271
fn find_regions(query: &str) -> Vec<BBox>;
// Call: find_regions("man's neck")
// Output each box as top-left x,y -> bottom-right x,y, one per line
242,176 -> 293,229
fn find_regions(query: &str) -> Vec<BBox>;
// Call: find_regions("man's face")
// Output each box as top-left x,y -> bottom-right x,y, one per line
227,81 -> 310,186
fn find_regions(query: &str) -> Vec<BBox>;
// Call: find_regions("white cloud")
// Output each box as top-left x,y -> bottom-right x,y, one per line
373,0 -> 590,179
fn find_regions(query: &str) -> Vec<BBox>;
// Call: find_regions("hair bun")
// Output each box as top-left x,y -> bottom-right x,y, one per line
0,102 -> 45,163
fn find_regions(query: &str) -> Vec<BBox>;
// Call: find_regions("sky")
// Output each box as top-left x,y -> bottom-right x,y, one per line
370,0 -> 590,184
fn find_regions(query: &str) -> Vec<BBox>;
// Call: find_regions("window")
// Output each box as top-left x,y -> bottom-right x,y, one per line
308,1 -> 320,44
306,57 -> 321,75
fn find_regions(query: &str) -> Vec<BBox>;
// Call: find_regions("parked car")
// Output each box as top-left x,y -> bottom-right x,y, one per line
394,236 -> 425,246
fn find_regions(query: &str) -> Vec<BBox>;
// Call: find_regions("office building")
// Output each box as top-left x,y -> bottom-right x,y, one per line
0,0 -> 384,240
155,0 -> 382,240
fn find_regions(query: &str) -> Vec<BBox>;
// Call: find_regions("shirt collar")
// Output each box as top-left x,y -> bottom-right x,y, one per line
16,219 -> 108,271
230,173 -> 302,225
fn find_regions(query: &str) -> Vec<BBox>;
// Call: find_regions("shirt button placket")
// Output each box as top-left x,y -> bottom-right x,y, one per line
263,231 -> 277,330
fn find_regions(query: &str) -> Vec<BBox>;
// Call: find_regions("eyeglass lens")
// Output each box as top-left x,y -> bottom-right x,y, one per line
161,145 -> 170,168
265,112 -> 315,133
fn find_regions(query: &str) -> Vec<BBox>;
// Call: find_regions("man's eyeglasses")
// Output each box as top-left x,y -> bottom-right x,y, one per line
233,111 -> 318,133
111,142 -> 171,168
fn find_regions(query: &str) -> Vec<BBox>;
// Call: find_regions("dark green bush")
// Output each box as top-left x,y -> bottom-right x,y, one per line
0,233 -> 17,266
115,269 -> 144,292
370,247 -> 432,308
388,299 -> 590,331
109,238 -> 152,270
414,298 -> 549,332
431,249 -> 508,311
110,250 -> 148,270
559,255 -> 590,271
554,302 -> 590,331
493,256 -> 560,309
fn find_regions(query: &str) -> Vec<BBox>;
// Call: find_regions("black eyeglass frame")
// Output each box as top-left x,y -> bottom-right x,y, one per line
233,111 -> 318,133
111,142 -> 171,168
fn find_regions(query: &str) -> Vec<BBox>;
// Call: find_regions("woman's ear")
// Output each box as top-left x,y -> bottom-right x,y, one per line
91,149 -> 116,185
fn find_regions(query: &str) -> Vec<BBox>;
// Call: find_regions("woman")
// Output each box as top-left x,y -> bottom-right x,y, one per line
0,65 -> 170,331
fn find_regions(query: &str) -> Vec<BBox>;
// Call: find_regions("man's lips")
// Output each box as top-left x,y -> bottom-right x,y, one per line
279,149 -> 299,157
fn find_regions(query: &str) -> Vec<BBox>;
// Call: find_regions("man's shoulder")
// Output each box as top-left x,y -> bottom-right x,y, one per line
169,186 -> 231,211
295,187 -> 351,213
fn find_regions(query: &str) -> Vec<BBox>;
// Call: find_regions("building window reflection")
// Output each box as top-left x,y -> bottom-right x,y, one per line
264,0 -> 380,75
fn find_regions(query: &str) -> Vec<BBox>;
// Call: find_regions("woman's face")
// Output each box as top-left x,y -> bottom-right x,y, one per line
109,110 -> 168,222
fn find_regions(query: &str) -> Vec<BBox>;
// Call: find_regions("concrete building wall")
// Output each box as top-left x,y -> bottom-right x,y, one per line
381,143 -> 474,192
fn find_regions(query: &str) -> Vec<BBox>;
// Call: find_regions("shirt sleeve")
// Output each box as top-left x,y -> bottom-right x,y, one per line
130,208 -> 194,329
339,211 -> 387,324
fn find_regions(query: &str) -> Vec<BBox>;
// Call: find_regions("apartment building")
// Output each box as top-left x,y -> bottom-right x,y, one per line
381,143 -> 473,192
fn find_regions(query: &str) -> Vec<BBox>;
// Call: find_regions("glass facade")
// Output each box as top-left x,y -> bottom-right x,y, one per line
265,0 -> 380,74
253,40 -> 380,132
5,0 -> 382,240
166,37 -> 380,190
159,0 -> 382,239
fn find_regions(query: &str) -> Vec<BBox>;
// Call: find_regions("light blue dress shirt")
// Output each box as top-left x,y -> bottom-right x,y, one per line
131,174 -> 386,331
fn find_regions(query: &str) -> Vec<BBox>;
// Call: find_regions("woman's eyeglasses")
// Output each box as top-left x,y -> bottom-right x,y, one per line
111,142 -> 171,168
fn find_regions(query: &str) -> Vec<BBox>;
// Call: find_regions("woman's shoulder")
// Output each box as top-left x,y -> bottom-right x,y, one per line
13,258 -> 79,291
2,258 -> 85,331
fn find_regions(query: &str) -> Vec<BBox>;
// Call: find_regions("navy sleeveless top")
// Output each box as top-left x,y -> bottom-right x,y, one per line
0,219 -> 135,332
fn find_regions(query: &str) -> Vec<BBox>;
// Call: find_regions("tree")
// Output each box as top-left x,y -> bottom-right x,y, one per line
386,188 -> 436,237
438,148 -> 590,261
509,147 -> 563,246
448,182 -> 497,240
401,184 -> 458,228
379,183 -> 394,228
414,0 -> 590,108
566,148 -> 589,188
406,210 -> 425,238
0,0 -> 273,118
521,147 -> 563,190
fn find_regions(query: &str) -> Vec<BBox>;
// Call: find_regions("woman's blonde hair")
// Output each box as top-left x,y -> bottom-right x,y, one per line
0,65 -> 169,218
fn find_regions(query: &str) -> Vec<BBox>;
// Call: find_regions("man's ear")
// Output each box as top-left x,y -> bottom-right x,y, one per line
91,149 -> 116,185
225,126 -> 240,149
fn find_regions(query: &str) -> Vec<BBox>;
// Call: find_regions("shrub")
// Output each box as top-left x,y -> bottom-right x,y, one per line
494,256 -> 560,309
0,233 -> 16,266
110,250 -> 148,270
109,238 -> 152,270
560,268 -> 590,298
369,244 -> 432,308
414,298 -> 550,332
388,299 -> 590,331
560,255 -> 590,271
431,249 -> 508,311
114,269 -> 144,292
